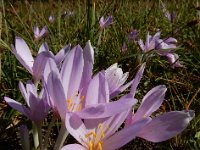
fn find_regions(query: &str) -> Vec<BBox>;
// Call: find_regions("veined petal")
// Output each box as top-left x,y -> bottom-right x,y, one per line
38,42 -> 50,54
110,79 -> 132,98
55,44 -> 71,65
65,113 -> 88,146
132,85 -> 167,122
4,97 -> 29,118
103,118 -> 150,150
138,39 -> 145,51
60,45 -> 84,98
47,70 -> 66,120
77,93 -> 137,119
18,81 -> 29,106
80,40 -> 94,89
12,37 -> 34,73
137,110 -> 194,142
130,63 -> 145,96
61,144 -> 86,150
32,51 -> 53,81
84,71 -> 109,106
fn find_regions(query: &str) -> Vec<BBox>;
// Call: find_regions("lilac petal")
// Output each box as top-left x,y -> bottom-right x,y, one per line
166,53 -> 183,68
40,26 -> 48,37
65,113 -> 88,146
138,39 -> 145,51
38,42 -> 50,54
132,85 -> 167,122
84,71 -> 109,106
26,80 -> 37,96
130,63 -> 145,96
4,97 -> 29,117
18,81 -> 29,106
61,144 -> 86,150
47,71 -> 66,121
164,37 -> 177,44
99,16 -> 105,28
60,45 -> 84,98
80,40 -> 94,89
12,37 -> 34,73
32,51 -> 53,81
34,26 -> 40,37
105,63 -> 129,95
55,44 -> 71,65
43,58 -> 58,83
110,80 -> 133,98
103,118 -> 150,150
138,110 -> 194,142
104,110 -> 131,138
77,93 -> 137,119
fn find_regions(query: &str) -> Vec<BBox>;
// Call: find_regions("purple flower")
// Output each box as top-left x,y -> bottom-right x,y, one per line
44,41 -> 137,122
105,63 -> 132,98
49,15 -> 55,23
125,85 -> 194,142
165,53 -> 183,69
99,16 -> 113,29
11,36 -> 70,81
34,25 -> 48,41
128,29 -> 138,42
138,31 -> 160,52
160,1 -> 176,23
61,113 -> 149,150
4,81 -> 50,123
61,64 -> 148,150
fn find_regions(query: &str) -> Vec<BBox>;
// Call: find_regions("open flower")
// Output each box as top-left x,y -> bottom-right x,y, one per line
61,112 -> 149,150
11,36 -> 70,81
44,50 -> 137,122
4,81 -> 50,123
34,26 -> 48,41
138,32 -> 160,52
99,16 -> 113,29
61,64 -> 147,150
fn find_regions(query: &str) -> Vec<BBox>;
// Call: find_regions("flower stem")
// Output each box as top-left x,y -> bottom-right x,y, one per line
53,124 -> 69,150
32,122 -> 39,149
36,123 -> 43,150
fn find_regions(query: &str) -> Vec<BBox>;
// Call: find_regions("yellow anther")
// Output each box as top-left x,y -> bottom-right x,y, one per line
97,142 -> 103,150
81,95 -> 85,100
88,141 -> 93,150
66,98 -> 72,110
143,114 -> 147,118
85,131 -> 96,138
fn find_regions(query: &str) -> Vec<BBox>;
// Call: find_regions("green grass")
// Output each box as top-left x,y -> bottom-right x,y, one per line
0,0 -> 200,149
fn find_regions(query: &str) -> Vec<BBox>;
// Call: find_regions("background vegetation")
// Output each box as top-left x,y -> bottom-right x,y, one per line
0,0 -> 200,149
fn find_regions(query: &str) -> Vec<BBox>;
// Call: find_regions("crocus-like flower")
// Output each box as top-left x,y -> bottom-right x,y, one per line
138,31 -> 160,52
61,112 -> 149,150
120,42 -> 127,53
125,85 -> 194,142
49,15 -> 55,23
138,32 -> 183,68
4,81 -> 50,123
34,25 -> 48,41
160,1 -> 176,23
99,16 -> 113,29
105,63 -> 132,98
128,29 -> 138,42
44,43 -> 137,122
11,36 -> 70,81
61,64 -> 147,150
